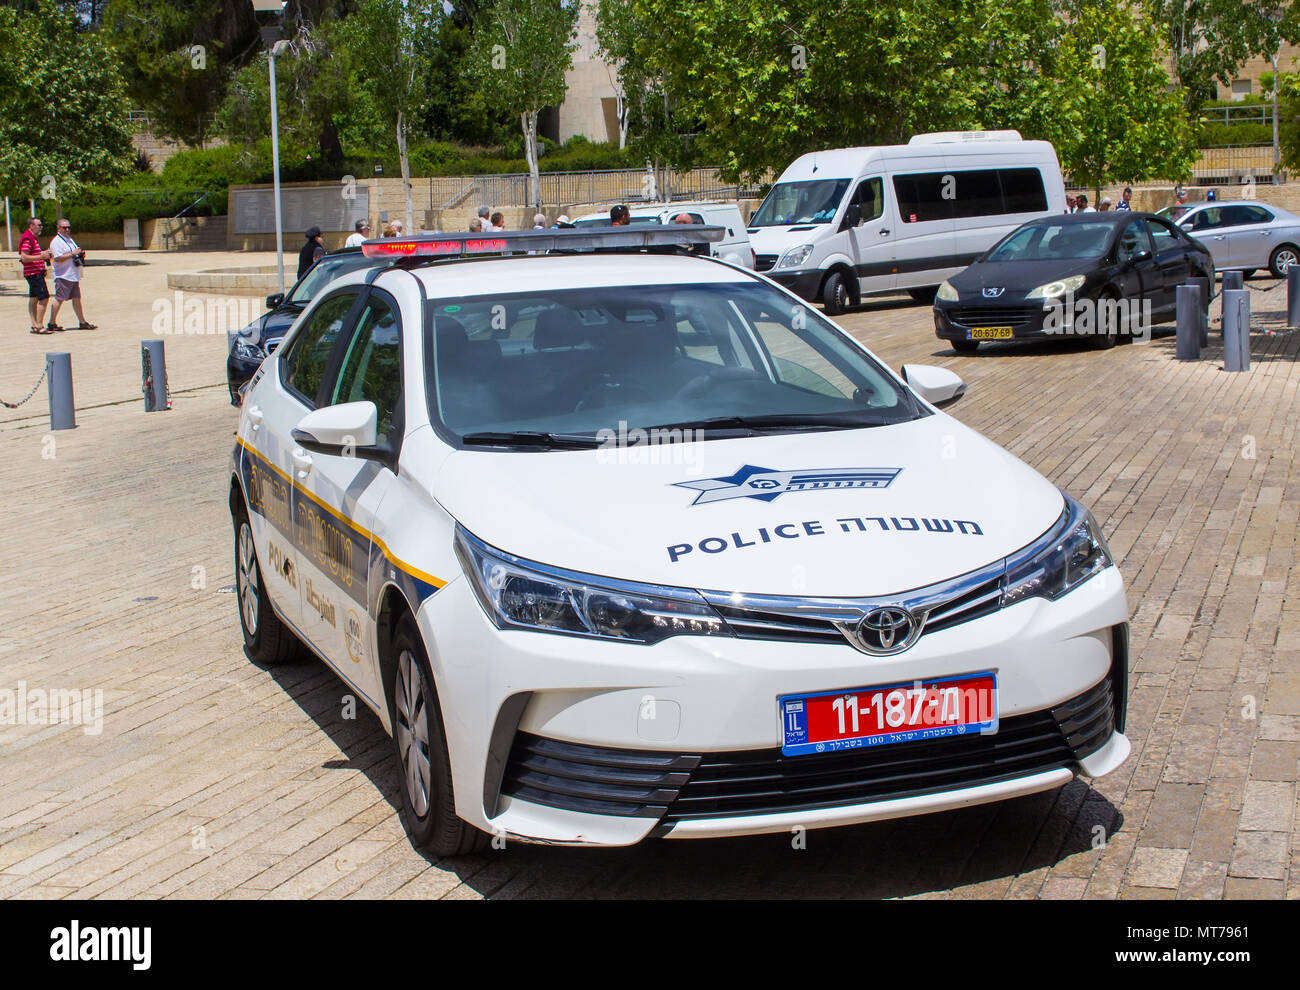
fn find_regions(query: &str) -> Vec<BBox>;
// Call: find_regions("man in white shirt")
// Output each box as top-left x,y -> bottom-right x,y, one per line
47,220 -> 96,330
1075,194 -> 1096,213
344,219 -> 370,248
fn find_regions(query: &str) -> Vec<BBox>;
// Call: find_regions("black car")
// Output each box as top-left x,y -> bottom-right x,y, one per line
933,212 -> 1215,353
226,249 -> 381,404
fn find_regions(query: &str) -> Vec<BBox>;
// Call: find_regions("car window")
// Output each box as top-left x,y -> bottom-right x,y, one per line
1221,204 -> 1272,226
280,292 -> 359,406
331,293 -> 402,443
1117,219 -> 1153,262
287,254 -> 374,305
1239,205 -> 1274,224
854,178 -> 884,223
1146,218 -> 1180,251
424,282 -> 922,440
1188,208 -> 1222,231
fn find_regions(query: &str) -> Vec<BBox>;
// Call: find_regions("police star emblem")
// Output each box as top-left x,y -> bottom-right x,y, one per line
673,465 -> 902,505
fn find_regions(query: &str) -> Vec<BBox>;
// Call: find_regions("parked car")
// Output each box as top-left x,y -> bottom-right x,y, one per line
573,202 -> 755,268
933,212 -> 1214,352
747,131 -> 1067,313
226,248 -> 380,404
229,226 -> 1130,854
1158,201 -> 1300,279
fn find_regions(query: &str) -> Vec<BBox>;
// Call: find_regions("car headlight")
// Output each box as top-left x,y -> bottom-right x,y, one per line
1027,274 -> 1086,300
778,244 -> 814,268
936,280 -> 958,302
1003,495 -> 1113,606
455,526 -> 732,644
233,335 -> 265,361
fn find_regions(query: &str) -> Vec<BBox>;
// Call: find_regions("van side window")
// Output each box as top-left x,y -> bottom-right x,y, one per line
854,178 -> 883,222
893,168 -> 1047,223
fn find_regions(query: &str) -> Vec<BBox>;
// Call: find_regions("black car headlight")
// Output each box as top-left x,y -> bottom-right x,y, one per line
455,525 -> 732,644
1003,495 -> 1113,606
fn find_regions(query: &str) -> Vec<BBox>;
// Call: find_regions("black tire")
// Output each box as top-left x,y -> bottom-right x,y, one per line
233,505 -> 303,665
1269,244 -> 1300,278
950,338 -> 980,354
389,612 -> 489,857
821,271 -> 850,315
908,286 -> 938,304
1091,292 -> 1120,349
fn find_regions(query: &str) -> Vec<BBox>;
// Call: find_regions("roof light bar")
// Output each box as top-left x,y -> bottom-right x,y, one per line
360,224 -> 726,259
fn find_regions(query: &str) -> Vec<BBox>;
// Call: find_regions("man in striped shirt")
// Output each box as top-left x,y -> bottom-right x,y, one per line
18,217 -> 53,333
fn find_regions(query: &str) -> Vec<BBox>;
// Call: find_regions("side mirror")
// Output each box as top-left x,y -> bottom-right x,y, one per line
902,364 -> 966,407
265,293 -> 284,310
840,203 -> 862,232
291,401 -> 393,467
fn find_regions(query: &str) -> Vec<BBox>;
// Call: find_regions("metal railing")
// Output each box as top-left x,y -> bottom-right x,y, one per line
1064,145 -> 1281,191
1199,104 -> 1275,126
451,167 -> 765,212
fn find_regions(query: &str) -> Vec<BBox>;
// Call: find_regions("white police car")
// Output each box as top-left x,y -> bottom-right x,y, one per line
230,226 -> 1131,853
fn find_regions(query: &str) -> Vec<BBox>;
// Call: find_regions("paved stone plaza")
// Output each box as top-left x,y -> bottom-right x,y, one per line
1,251 -> 1297,898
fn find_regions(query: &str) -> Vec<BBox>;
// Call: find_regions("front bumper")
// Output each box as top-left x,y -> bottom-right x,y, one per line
765,268 -> 823,301
418,565 -> 1131,846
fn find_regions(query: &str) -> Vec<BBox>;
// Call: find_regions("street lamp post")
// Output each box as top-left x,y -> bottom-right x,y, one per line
253,1 -> 288,295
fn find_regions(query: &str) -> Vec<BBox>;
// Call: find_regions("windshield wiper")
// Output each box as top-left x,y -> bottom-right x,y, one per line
637,413 -> 892,435
461,430 -> 603,449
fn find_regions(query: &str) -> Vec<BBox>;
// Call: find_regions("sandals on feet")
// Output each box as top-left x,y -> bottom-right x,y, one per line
75,322 -> 98,330
29,325 -> 52,334
47,323 -> 64,332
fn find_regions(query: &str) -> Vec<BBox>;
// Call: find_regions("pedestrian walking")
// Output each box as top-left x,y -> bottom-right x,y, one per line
344,219 -> 370,247
532,213 -> 547,229
610,204 -> 631,225
1065,194 -> 1077,214
1075,194 -> 1095,213
489,212 -> 504,232
46,220 -> 95,331
18,217 -> 53,334
477,206 -> 491,229
468,217 -> 483,233
297,226 -> 325,280
1099,197 -> 1112,212
1116,187 -> 1133,211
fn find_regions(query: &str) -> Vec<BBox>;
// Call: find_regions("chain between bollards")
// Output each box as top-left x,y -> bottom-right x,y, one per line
1,364 -> 48,409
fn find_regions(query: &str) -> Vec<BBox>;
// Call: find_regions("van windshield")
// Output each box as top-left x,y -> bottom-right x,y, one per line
750,180 -> 849,227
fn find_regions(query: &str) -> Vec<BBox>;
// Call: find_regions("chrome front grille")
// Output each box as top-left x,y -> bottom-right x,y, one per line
701,557 -> 1011,653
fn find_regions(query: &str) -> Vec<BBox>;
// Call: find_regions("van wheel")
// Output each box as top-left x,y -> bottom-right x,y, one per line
822,272 -> 850,315
951,339 -> 980,354
389,613 -> 489,857
908,286 -> 937,304
233,507 -> 303,665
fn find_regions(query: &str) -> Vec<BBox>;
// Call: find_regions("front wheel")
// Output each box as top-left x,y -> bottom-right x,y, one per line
950,338 -> 980,354
821,272 -> 850,315
908,286 -> 938,304
1269,245 -> 1300,278
1091,293 -> 1120,349
390,613 -> 488,857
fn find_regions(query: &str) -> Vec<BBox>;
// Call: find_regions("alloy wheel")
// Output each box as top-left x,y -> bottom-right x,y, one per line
394,649 -> 432,818
237,523 -> 259,635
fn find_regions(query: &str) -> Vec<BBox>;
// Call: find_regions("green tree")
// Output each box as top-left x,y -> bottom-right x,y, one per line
1146,0 -> 1300,114
0,0 -> 135,203
1020,2 -> 1196,196
466,0 -> 578,207
338,0 -> 442,230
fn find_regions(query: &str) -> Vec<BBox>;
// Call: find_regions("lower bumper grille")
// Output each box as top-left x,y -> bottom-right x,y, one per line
949,306 -> 1040,327
498,677 -> 1116,823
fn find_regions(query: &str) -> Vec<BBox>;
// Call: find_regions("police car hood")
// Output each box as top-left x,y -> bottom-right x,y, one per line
434,414 -> 1064,597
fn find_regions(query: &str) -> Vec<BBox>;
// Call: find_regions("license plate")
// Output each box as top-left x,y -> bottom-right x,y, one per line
779,673 -> 998,756
970,326 -> 1013,340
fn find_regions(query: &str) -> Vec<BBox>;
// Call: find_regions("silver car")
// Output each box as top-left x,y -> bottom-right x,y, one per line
1159,201 -> 1300,278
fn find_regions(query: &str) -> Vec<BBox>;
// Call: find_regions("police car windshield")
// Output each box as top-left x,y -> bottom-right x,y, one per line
750,180 -> 850,226
426,281 -> 924,447
986,221 -> 1113,262
288,253 -> 374,305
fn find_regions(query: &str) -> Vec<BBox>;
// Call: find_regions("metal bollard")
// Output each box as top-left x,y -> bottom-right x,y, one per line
1289,267 -> 1300,327
1175,285 -> 1201,360
141,339 -> 169,412
46,352 -> 75,430
1222,270 -> 1244,293
1221,289 -> 1250,372
1186,276 -> 1210,346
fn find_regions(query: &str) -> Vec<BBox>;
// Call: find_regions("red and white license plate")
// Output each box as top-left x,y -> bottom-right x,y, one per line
780,673 -> 998,756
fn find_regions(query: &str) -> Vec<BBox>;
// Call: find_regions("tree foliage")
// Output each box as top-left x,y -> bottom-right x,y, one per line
0,0 -> 135,200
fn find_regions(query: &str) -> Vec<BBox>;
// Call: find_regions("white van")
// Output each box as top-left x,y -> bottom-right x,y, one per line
748,131 -> 1067,313
574,202 -> 755,268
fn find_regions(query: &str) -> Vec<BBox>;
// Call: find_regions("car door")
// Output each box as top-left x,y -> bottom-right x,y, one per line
290,288 -> 405,710
1217,204 -> 1276,270
274,288 -> 367,652
1114,217 -> 1159,303
1144,216 -> 1194,314
844,176 -> 896,294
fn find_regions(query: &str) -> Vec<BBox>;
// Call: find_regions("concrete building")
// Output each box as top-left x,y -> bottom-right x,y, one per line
556,1 -> 621,145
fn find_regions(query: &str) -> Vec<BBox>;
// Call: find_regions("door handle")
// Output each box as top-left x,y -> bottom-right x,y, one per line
291,448 -> 313,478
246,404 -> 263,431
879,229 -> 890,236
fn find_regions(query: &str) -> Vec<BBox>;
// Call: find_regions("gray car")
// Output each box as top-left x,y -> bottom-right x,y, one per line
1158,201 -> 1300,278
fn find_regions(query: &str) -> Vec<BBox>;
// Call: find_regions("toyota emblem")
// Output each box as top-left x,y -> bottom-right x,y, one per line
850,607 -> 922,655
